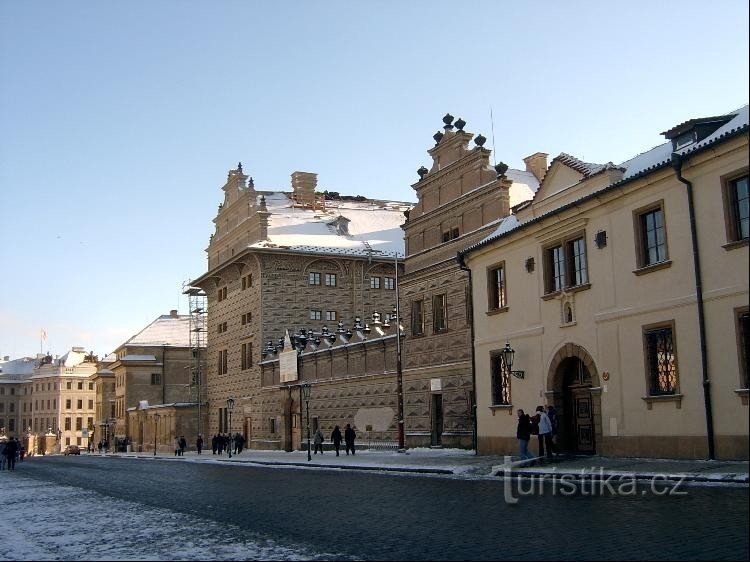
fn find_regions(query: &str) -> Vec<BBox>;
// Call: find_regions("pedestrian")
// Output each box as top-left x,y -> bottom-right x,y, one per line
546,404 -> 560,453
234,433 -> 244,454
0,441 -> 6,470
211,434 -> 218,455
344,423 -> 356,456
19,445 -> 25,461
179,436 -> 187,456
534,405 -> 555,461
4,437 -> 18,471
331,425 -> 342,457
313,428 -> 325,454
174,437 -> 180,456
516,409 -> 533,461
196,434 -> 203,455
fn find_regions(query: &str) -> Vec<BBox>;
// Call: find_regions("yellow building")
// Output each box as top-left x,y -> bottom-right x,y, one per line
459,106 -> 748,460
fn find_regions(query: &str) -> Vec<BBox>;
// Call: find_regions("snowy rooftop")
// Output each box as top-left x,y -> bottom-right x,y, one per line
122,314 -> 193,348
0,356 -> 37,377
250,192 -> 411,258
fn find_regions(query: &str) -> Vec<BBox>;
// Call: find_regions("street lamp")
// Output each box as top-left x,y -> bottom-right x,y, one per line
300,383 -> 312,461
153,413 -> 160,456
500,340 -> 525,379
99,422 -> 107,454
226,398 -> 234,459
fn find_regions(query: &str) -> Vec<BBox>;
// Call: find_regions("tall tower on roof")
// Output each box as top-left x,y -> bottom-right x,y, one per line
291,171 -> 317,207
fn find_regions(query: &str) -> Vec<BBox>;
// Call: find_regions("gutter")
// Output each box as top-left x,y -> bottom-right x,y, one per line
457,251 -> 478,455
670,152 -> 715,460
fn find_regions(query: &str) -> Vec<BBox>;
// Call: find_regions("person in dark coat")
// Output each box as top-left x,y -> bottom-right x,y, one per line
196,435 -> 203,455
4,437 -> 18,471
344,424 -> 356,456
331,425 -> 342,457
179,436 -> 187,456
516,409 -> 533,460
211,434 -> 218,455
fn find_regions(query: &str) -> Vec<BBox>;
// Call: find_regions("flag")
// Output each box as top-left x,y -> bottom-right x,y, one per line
41,329 -> 47,341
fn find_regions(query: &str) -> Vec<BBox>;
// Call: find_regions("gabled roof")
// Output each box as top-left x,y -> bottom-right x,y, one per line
122,314 -> 193,348
250,192 -> 411,258
553,153 -> 615,178
459,105 -> 749,260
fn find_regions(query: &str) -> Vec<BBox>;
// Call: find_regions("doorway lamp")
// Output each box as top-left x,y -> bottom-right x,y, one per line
226,398 -> 235,458
500,340 -> 525,380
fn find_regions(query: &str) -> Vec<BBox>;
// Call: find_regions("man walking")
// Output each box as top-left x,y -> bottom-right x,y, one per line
344,424 -> 356,456
534,405 -> 555,461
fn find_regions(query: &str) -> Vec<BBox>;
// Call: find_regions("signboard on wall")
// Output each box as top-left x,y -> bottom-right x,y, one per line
279,330 -> 298,383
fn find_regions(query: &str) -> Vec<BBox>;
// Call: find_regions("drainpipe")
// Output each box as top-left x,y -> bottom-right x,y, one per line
670,152 -> 715,460
457,252 -> 478,455
162,345 -> 166,406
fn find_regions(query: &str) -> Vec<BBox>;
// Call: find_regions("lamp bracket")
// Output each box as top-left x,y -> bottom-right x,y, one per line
511,370 -> 525,380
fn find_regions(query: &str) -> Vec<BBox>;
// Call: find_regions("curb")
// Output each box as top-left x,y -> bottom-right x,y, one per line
493,467 -> 749,485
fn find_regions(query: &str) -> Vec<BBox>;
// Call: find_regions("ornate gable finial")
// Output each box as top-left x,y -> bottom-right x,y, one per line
237,162 -> 243,172
442,113 -> 454,130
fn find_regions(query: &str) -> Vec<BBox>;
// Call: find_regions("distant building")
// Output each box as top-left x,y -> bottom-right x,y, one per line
460,105 -> 749,459
192,167 -> 411,449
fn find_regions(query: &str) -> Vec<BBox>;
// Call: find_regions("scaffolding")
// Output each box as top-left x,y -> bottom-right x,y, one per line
183,281 -> 207,438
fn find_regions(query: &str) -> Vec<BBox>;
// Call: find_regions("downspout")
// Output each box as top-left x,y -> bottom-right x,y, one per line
162,345 -> 166,406
670,152 -> 715,460
457,252 -> 478,455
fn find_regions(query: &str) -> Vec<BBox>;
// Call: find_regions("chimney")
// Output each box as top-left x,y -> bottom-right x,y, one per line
291,171 -> 317,207
170,309 -> 178,318
523,152 -> 548,183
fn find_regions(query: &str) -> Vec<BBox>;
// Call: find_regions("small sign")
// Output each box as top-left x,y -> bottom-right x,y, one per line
430,378 -> 442,392
279,331 -> 298,383
81,429 -> 89,438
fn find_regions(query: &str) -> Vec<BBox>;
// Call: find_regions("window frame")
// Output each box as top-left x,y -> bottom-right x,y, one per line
310,310 -> 322,321
722,170 -> 749,246
736,307 -> 749,390
370,276 -> 381,289
384,277 -> 396,290
309,272 -> 321,286
486,261 -> 508,312
432,293 -> 448,333
324,273 -> 337,287
151,373 -> 161,386
542,231 -> 590,295
489,351 -> 511,406
411,299 -> 424,336
633,201 -> 670,272
642,321 -> 680,396
325,310 -> 337,321
241,342 -> 253,370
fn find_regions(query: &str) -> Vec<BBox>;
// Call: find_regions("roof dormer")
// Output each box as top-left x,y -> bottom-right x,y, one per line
661,115 -> 733,151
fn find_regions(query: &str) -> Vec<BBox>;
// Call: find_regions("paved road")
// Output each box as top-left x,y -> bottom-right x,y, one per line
19,455 -> 750,561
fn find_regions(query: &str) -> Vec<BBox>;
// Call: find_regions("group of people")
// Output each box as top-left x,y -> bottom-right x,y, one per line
516,405 -> 559,462
174,435 -> 187,456
0,437 -> 22,471
210,433 -> 245,455
313,423 -> 356,457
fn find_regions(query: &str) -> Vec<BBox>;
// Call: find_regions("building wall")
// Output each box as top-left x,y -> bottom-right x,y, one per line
466,134 -> 749,459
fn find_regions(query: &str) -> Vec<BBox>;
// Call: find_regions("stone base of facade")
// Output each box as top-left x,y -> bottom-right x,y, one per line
479,434 -> 749,460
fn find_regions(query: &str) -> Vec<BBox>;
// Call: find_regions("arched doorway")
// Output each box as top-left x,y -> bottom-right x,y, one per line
546,344 -> 601,455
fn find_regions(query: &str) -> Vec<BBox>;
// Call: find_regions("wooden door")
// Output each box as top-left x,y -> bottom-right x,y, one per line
431,394 -> 443,447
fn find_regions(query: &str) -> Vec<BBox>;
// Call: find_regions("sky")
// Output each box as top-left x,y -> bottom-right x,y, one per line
1,1 -> 748,360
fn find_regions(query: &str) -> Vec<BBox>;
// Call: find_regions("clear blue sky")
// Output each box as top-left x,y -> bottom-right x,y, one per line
1,1 -> 748,359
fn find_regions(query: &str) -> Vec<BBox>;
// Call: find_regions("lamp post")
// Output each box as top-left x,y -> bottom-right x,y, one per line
226,398 -> 234,459
393,252 -> 405,452
500,340 -> 525,379
300,383 -> 311,461
153,413 -> 160,456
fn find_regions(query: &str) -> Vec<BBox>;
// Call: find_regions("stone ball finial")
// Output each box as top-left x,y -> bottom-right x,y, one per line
455,118 -> 466,131
494,162 -> 509,177
474,134 -> 487,148
442,113 -> 454,130
433,131 -> 444,145
417,166 -> 428,180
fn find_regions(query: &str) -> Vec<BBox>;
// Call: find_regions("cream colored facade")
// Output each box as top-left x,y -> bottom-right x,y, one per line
461,107 -> 749,460
400,114 -> 540,448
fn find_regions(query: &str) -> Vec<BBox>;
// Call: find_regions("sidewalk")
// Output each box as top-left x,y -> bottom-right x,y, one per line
103,447 -> 749,485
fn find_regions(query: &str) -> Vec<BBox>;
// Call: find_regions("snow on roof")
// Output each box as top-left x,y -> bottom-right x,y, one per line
120,354 -> 157,361
123,315 -> 193,348
250,193 -> 411,257
503,169 -> 539,207
0,356 -> 37,376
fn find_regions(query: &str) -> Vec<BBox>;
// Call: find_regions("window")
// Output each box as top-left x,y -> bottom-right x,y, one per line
241,274 -> 253,290
490,352 -> 511,406
218,350 -> 228,375
325,273 -> 337,287
9,403 -> 13,413
325,311 -> 337,321
737,309 -> 749,389
643,323 -> 679,395
309,272 -> 321,285
66,381 -> 72,390
370,277 -> 381,289
77,400 -> 83,409
241,312 -> 252,325
88,399 -> 93,409
543,234 -> 588,294
87,417 -> 94,429
217,286 -> 228,302
217,321 -> 228,334
78,382 -> 83,390
433,293 -> 447,333
269,417 -> 276,434
151,373 -> 161,385
487,262 -> 507,310
76,417 -> 82,431
64,417 -> 71,431
411,300 -> 424,336
724,174 -> 749,243
635,204 -> 668,268
89,382 -> 94,390
241,343 -> 253,370
442,227 -> 460,242
310,310 -> 322,321
384,277 -> 396,290
65,399 -> 71,409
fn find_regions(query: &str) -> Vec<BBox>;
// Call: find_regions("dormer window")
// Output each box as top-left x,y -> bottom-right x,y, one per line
672,131 -> 696,150
442,228 -> 460,243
